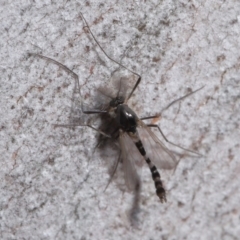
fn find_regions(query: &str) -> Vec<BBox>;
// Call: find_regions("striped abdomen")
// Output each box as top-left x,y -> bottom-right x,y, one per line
135,139 -> 167,203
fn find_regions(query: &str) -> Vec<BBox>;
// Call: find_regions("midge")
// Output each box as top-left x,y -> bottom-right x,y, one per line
29,13 -> 202,221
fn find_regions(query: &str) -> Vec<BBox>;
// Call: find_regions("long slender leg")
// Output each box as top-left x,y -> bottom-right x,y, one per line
127,77 -> 141,101
140,86 -> 205,120
54,123 -> 112,138
140,115 -> 160,121
28,53 -> 80,85
140,86 -> 205,155
147,124 -> 202,156
29,53 -> 81,100
82,108 -> 107,114
103,151 -> 121,192
140,117 -> 201,155
79,12 -> 142,101
29,53 -> 112,154
161,86 -> 205,113
29,53 -> 109,116
29,53 -> 83,119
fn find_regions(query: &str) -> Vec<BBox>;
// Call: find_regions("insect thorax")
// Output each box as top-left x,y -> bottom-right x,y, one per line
115,104 -> 138,133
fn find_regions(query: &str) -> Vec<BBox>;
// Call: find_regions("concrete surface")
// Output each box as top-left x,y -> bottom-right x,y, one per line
1,0 -> 239,239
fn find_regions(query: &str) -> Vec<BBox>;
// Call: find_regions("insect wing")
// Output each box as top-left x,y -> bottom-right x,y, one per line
137,121 -> 177,170
119,131 -> 143,191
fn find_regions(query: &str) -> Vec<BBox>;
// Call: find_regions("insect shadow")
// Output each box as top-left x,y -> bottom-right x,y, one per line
29,13 -> 203,224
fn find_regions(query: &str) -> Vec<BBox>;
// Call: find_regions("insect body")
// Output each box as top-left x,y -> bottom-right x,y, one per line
29,12 -> 202,224
110,98 -> 174,203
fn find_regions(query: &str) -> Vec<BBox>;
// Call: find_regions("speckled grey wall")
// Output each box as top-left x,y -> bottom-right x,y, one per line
1,0 -> 239,239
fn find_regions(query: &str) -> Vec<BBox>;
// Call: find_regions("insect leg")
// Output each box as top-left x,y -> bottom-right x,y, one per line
103,150 -> 121,192
79,12 -> 142,101
140,115 -> 160,121
127,76 -> 141,101
54,123 -> 112,138
28,53 -> 85,122
161,86 -> 205,113
140,86 -> 204,120
147,124 -> 202,156
134,139 -> 166,203
29,53 -> 109,119
82,108 -> 107,114
28,53 -> 80,85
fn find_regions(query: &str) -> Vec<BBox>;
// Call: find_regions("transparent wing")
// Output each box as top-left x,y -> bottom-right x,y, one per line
137,121 -> 177,170
119,131 -> 143,191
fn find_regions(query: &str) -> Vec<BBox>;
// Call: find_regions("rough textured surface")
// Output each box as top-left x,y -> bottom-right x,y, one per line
1,0 -> 239,239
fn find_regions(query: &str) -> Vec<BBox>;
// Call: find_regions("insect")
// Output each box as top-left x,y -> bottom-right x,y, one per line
29,13 -> 202,223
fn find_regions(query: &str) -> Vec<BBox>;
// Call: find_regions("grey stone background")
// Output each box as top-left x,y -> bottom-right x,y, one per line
1,0 -> 239,239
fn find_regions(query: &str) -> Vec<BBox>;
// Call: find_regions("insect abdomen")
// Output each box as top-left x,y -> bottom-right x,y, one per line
135,140 -> 167,203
